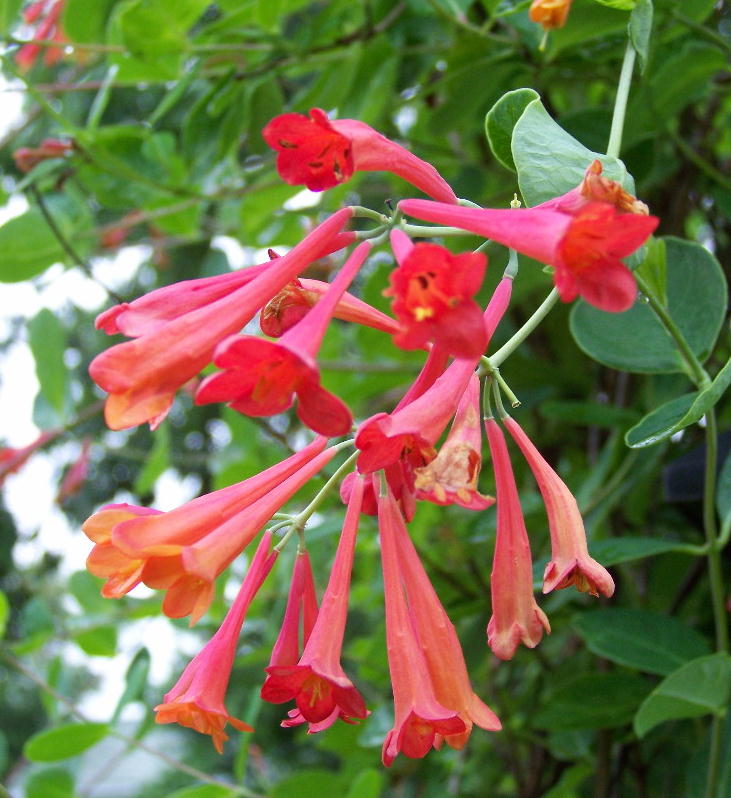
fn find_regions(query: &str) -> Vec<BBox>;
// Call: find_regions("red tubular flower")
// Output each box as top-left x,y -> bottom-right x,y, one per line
378,484 -> 466,766
155,532 -> 278,752
0,428 -> 61,486
384,230 -> 488,358
16,0 -> 68,70
195,242 -> 371,436
502,416 -> 614,597
399,196 -> 659,313
529,0 -> 573,30
13,137 -> 74,173
391,486 -> 501,748
89,208 -> 353,430
414,374 -> 494,510
262,476 -> 368,726
484,418 -> 550,660
263,108 -> 457,203
84,438 -> 330,623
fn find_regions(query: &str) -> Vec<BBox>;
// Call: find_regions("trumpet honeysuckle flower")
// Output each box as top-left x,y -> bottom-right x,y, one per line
13,137 -> 74,173
384,230 -> 488,358
378,485 -> 466,765
399,198 -> 659,313
155,532 -> 278,752
503,416 -> 615,597
84,439 -> 334,624
484,418 -> 550,660
89,208 -> 353,430
263,107 -> 458,203
260,276 -> 399,338
389,480 -> 501,749
529,0 -> 573,29
414,374 -> 494,510
262,476 -> 368,726
16,0 -> 68,69
195,242 -> 371,436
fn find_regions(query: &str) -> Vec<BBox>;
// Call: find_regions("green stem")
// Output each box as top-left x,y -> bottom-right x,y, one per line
400,223 -> 472,238
290,448 -> 358,530
478,360 -> 519,408
635,274 -> 710,389
606,40 -> 636,158
669,10 -> 731,56
489,288 -> 559,367
706,714 -> 724,798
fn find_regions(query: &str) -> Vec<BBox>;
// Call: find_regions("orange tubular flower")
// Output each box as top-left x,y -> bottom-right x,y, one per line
155,532 -> 278,752
378,484 -> 466,766
390,481 -> 501,749
414,374 -> 494,511
529,0 -> 573,30
484,419 -> 550,660
399,192 -> 658,313
263,108 -> 458,203
262,476 -> 368,727
195,242 -> 372,436
384,230 -> 488,359
502,417 -> 614,597
89,208 -> 353,430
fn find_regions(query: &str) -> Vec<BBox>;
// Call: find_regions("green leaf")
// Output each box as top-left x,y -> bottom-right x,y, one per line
74,624 -> 118,657
62,0 -> 116,43
24,767 -> 75,798
28,309 -> 68,423
69,571 -> 109,615
111,647 -> 151,722
133,423 -> 170,495
625,393 -> 697,448
485,88 -> 539,172
534,673 -> 651,731
24,723 -> 109,762
0,0 -> 22,35
629,0 -> 653,73
512,97 -> 632,206
636,237 -> 665,305
634,654 -> 731,738
570,237 -> 727,373
0,589 -> 8,639
345,769 -> 384,798
540,400 -> 638,428
574,609 -> 711,676
592,0 -> 635,8
588,536 -> 692,566
0,210 -> 67,282
717,451 -> 731,536
118,0 -> 209,54
165,785 -> 235,798
270,769 -> 344,798
543,764 -> 593,798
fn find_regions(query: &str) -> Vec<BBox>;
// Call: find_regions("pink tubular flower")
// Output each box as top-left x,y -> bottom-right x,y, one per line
56,438 -> 92,503
13,137 -> 74,173
384,230 -> 488,358
0,428 -> 61,486
195,242 -> 372,436
484,418 -> 550,660
262,476 -> 368,727
155,532 -> 278,752
414,374 -> 494,510
502,416 -> 614,597
89,208 -> 353,430
16,0 -> 68,70
399,193 -> 659,313
378,484 -> 466,766
263,108 -> 457,203
84,438 -> 330,623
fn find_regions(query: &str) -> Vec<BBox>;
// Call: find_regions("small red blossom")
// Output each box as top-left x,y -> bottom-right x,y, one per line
13,137 -> 74,173
384,230 -> 488,358
16,0 -> 68,70
503,416 -> 614,597
155,532 -> 278,752
263,108 -> 457,203
399,197 -> 658,313
0,429 -> 61,486
485,418 -> 550,660
529,0 -> 573,30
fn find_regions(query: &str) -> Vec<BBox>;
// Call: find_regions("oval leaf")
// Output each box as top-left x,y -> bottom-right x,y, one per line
574,608 -> 711,675
634,653 -> 731,738
589,536 -> 693,566
485,88 -> 539,172
0,209 -> 66,282
625,394 -> 697,448
24,722 -> 109,762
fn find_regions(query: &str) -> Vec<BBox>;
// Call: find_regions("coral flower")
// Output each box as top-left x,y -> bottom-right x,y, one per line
195,242 -> 371,436
399,198 -> 659,313
484,418 -> 550,660
155,532 -> 278,752
378,483 -> 466,766
262,476 -> 368,726
503,416 -> 614,597
529,0 -> 573,30
414,374 -> 494,510
263,107 -> 457,203
384,230 -> 488,358
387,479 -> 500,749
89,208 -> 353,430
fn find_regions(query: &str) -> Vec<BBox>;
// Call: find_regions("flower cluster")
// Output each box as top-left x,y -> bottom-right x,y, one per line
83,108 -> 655,764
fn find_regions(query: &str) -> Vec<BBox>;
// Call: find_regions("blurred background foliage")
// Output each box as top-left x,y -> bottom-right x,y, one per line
0,0 -> 729,797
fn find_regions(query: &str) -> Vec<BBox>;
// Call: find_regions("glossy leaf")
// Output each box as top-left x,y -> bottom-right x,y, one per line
574,609 -> 711,675
625,393 -> 697,448
570,238 -> 726,373
634,654 -> 731,738
588,536 -> 693,566
485,88 -> 539,172
24,723 -> 109,762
